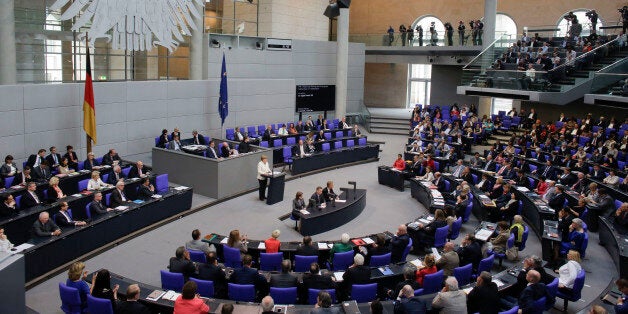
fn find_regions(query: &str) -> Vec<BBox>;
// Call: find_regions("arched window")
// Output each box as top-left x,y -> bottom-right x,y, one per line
495,13 -> 518,40
556,9 -> 604,38
411,15 -> 445,46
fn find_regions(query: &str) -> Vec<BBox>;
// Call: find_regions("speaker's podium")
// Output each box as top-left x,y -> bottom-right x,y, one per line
265,172 -> 285,205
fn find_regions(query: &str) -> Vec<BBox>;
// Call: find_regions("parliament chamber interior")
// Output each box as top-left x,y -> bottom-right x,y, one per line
1,0 -> 628,313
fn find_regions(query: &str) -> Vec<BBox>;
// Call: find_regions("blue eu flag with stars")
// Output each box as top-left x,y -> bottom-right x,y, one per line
219,53 -> 228,126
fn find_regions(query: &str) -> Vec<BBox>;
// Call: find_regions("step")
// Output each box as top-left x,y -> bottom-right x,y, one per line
369,127 -> 411,135
370,122 -> 409,131
370,117 -> 410,124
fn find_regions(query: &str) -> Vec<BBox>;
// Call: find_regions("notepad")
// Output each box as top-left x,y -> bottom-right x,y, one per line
174,186 -> 189,191
146,290 -> 165,301
161,290 -> 180,301
258,242 -> 266,250
362,237 -> 374,244
333,271 -> 345,282
151,194 -> 162,199
475,229 -> 493,241
72,194 -> 82,197
335,199 -> 346,203
317,242 -> 328,249
409,259 -> 423,268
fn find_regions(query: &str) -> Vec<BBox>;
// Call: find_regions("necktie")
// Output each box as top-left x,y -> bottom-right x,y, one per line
31,191 -> 40,203
543,167 -> 549,176
53,155 -> 58,164
485,161 -> 490,170
454,167 -> 462,177
62,211 -> 71,223
138,167 -> 142,177
120,189 -> 127,201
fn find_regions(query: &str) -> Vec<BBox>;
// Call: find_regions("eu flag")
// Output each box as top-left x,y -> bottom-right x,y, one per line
219,53 -> 228,126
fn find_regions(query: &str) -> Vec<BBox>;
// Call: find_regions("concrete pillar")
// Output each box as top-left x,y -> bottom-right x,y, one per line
335,8 -> 349,118
189,1 -> 204,80
478,96 -> 493,118
483,0 -> 497,48
0,0 -> 17,84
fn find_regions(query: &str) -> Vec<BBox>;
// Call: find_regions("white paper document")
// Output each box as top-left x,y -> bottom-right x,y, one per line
115,206 -> 129,211
162,290 -> 181,301
409,259 -> 423,268
475,229 -> 493,241
317,242 -> 328,249
174,186 -> 189,191
493,278 -> 505,287
333,271 -> 345,282
258,242 -> 266,250
335,199 -> 346,203
431,248 -> 441,261
300,209 -> 310,215
11,243 -> 34,254
220,237 -> 229,244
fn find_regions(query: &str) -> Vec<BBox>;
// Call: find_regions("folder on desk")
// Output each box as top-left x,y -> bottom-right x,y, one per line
146,290 -> 165,301
114,206 -> 129,211
204,234 -> 217,242
333,271 -> 345,282
161,290 -> 180,301
317,242 -> 328,249
351,239 -> 366,246
378,266 -> 393,275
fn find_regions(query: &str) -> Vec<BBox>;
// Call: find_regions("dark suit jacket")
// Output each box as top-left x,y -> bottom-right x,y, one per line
206,147 -> 219,159
137,185 -> 153,201
433,177 -> 446,192
31,219 -> 60,237
292,145 -> 311,157
295,244 -> 318,256
518,283 -> 549,314
116,300 -> 150,314
219,146 -> 230,158
270,272 -> 298,288
483,160 -> 497,171
322,188 -> 336,202
127,165 -> 147,179
0,202 -> 18,216
26,154 -> 43,168
109,189 -> 128,208
467,283 -> 500,314
548,193 -> 566,211
191,134 -> 207,145
45,153 -> 62,166
390,234 -> 410,263
101,153 -> 121,166
310,193 -> 324,206
107,171 -> 125,185
157,134 -> 169,148
12,172 -> 31,186
55,211 -> 76,227
590,170 -> 605,181
89,200 -> 108,218
47,186 -> 63,201
63,152 -> 79,168
196,263 -> 228,298
457,241 -> 482,271
302,273 -> 335,290
32,166 -> 51,181
230,266 -> 267,291
169,257 -> 196,281
21,191 -> 42,209
83,158 -> 99,171
539,165 -> 557,180
238,141 -> 251,154
513,175 -> 529,187
262,130 -> 273,141
557,173 -> 576,186
394,296 -> 428,314
342,265 -> 371,287
460,173 -> 474,184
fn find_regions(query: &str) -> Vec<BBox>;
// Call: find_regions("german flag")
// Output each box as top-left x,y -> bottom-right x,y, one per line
83,45 -> 97,143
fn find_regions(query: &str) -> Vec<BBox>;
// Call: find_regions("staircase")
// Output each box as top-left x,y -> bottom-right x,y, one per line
367,108 -> 412,135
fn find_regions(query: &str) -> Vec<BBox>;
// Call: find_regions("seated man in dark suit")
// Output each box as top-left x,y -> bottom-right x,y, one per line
45,146 -> 62,168
191,130 -> 207,145
238,136 -> 252,154
460,167 -> 475,184
292,139 -> 312,158
116,284 -> 150,314
157,129 -> 169,148
301,262 -> 335,303
432,172 -> 446,192
512,270 -> 550,313
0,194 -> 18,217
394,285 -> 428,314
32,162 -> 52,182
55,202 -> 87,227
557,167 -> 576,186
107,165 -> 126,185
13,166 -> 33,186
101,149 -> 121,166
389,267 -> 420,299
310,186 -> 325,207
110,181 -> 131,208
467,271 -> 500,314
127,161 -> 147,178
26,149 -> 46,168
341,254 -> 370,300
262,125 -> 274,141
167,134 -> 183,151
322,181 -> 337,203
169,246 -> 196,281
536,160 -> 557,181
230,254 -> 268,300
137,177 -> 155,201
206,141 -> 220,159
89,192 -> 113,218
588,164 -> 606,181
408,155 -> 422,177
390,224 -> 410,263
295,236 -> 318,256
270,259 -> 298,288
548,185 -> 567,212
456,234 -> 483,272
31,211 -> 61,238
196,252 -> 228,298
511,169 -> 529,187
482,155 -> 497,171
21,182 -> 43,209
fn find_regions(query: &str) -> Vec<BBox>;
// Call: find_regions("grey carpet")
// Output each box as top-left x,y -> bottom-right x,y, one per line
25,129 -> 618,314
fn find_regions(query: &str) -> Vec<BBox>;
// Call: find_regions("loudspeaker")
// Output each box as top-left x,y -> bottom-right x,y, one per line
323,3 -> 339,18
337,0 -> 351,8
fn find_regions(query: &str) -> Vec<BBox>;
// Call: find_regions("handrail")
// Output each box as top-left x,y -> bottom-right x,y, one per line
549,37 -> 619,73
598,52 -> 628,73
462,34 -> 511,69
462,68 -> 549,74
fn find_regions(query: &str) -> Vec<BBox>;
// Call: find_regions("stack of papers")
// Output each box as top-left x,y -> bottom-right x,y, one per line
11,243 -> 34,254
362,237 -> 374,244
515,186 -> 530,192
335,199 -> 346,203
333,272 -> 345,282
493,278 -> 505,287
115,206 -> 129,211
258,242 -> 266,250
161,290 -> 181,301
475,229 -> 493,241
146,290 -> 166,301
409,259 -> 423,268
174,186 -> 188,191
220,237 -> 229,244
317,243 -> 329,249
300,209 -> 310,215
151,194 -> 162,199
431,248 -> 441,261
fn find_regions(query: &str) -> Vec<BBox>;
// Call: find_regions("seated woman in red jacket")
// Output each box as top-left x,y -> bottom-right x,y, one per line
264,229 -> 281,253
393,154 -> 406,171
415,254 -> 437,286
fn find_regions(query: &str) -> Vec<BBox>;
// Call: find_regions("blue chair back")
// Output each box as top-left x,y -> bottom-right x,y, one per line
95,157 -> 103,164
78,179 -> 89,191
102,174 -> 109,184
333,141 -> 342,150
247,126 -> 256,137
370,253 -> 391,267
533,297 -> 546,313
260,252 -> 283,271
282,146 -> 292,159
225,128 -> 235,140
463,200 -> 473,223
84,203 -> 92,220
188,249 -> 207,263
160,270 -> 184,291
324,132 -> 331,140
270,287 -> 298,304
348,130 -> 353,137
322,143 -> 331,152
529,164 -> 537,172
78,161 -> 84,171
105,193 -> 111,206
258,125 -> 265,135
121,167 -> 131,177
346,140 -> 355,148
581,232 -> 589,258
59,283 -> 82,314
260,141 -> 269,148
335,131 -> 343,138
454,263 -> 473,286
546,278 -> 559,310
332,251 -> 354,271
471,174 -> 478,184
294,255 -> 318,272
308,289 -> 336,305
189,278 -> 214,298
222,245 -> 242,268
507,233 -> 515,250
286,137 -> 296,145
401,237 -> 412,261
443,180 -> 450,192
351,283 -> 377,303
519,226 -> 529,251
477,255 -> 494,274
228,283 -> 255,302
273,139 -> 282,147
421,270 -> 444,295
155,136 -> 160,147
449,217 -> 462,240
15,195 -> 21,209
616,200 -> 623,211
86,295 -> 113,314
433,161 -> 440,171
499,306 -> 519,314
4,176 -> 14,189
155,174 -> 169,193
433,225 -> 449,248
358,138 -> 367,146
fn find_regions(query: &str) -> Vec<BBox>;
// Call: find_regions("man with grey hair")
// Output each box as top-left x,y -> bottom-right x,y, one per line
431,277 -> 467,313
436,242 -> 459,276
109,180 -> 130,208
390,266 -> 420,298
394,284 -> 428,313
116,284 -> 150,314
467,271 -> 500,314
31,211 -> 61,237
169,246 -> 195,281
260,295 -> 275,313
107,165 -> 125,184
342,254 -> 370,300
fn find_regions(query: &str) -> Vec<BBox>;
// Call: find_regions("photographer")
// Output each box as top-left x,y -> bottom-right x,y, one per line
621,6 -> 628,33
470,21 -> 477,45
569,17 -> 582,40
586,10 -> 598,31
429,22 -> 438,46
399,24 -> 407,46
458,21 -> 466,45
416,25 -> 423,46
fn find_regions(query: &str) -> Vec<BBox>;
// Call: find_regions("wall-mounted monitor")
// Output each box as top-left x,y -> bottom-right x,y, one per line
295,85 -> 336,113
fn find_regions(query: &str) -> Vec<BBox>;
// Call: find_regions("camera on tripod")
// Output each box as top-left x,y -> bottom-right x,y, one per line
619,6 -> 628,14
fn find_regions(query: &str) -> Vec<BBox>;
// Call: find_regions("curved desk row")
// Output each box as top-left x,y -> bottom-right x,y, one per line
296,189 -> 367,236
598,217 -> 628,278
408,178 -> 445,212
22,187 -> 193,284
291,145 -> 380,175
1,175 -> 151,245
269,136 -> 366,166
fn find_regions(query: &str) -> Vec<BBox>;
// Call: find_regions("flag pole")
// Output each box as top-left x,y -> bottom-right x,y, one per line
85,33 -> 93,154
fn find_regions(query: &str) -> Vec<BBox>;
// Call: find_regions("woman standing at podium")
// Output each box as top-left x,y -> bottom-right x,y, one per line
257,155 -> 272,201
